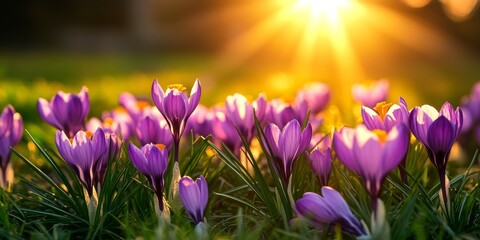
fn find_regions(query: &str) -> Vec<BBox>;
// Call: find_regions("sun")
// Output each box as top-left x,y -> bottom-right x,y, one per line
296,0 -> 352,17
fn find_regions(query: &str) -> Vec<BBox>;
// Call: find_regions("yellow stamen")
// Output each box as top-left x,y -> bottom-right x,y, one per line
168,84 -> 186,92
373,101 -> 393,121
104,117 -> 114,127
155,144 -> 166,150
372,129 -> 388,143
136,101 -> 150,110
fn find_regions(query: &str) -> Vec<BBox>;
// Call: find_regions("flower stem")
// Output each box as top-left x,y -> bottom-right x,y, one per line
438,170 -> 450,216
399,159 -> 408,185
335,222 -> 342,240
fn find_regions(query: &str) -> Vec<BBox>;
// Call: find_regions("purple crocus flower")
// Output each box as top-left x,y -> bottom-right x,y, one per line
151,79 -> 201,163
179,175 -> 208,225
87,117 -> 119,136
0,105 -> 23,189
135,108 -> 173,149
86,119 -> 122,189
409,102 -> 463,205
101,107 -> 135,140
56,128 -> 107,197
307,147 -> 332,187
87,120 -> 122,184
352,80 -> 389,108
361,98 -> 410,183
309,133 -> 331,150
295,83 -> 331,115
118,92 -> 152,123
211,110 -> 242,157
361,98 -> 409,131
128,142 -> 169,211
266,99 -> 298,129
294,187 -> 365,236
225,93 -> 267,144
38,86 -> 90,138
459,82 -> 480,148
185,104 -> 215,138
264,119 -> 312,184
333,124 -> 409,210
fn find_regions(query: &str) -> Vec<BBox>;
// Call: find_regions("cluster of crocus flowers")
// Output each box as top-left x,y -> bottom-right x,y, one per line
294,187 -> 365,236
409,102 -> 463,208
151,79 -> 201,163
38,86 -> 90,138
263,119 -> 312,185
0,105 -> 23,190
333,124 -> 409,211
352,80 -> 389,108
128,142 -> 169,219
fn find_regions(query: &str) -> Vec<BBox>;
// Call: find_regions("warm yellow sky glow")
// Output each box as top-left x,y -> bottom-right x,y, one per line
210,0 -> 470,107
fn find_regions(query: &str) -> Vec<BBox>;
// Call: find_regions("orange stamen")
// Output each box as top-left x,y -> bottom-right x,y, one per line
155,144 -> 166,150
136,101 -> 150,110
69,131 -> 94,143
104,117 -> 114,127
372,129 -> 388,143
373,102 -> 393,121
85,131 -> 94,140
114,106 -> 128,113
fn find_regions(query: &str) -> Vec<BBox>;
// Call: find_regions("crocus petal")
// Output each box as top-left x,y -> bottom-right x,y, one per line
128,142 -> 148,175
151,80 -> 166,115
0,106 -> 13,130
92,128 -> 107,162
145,144 -> 168,179
55,130 -> 75,166
71,131 -> 94,170
164,92 -> 188,121
409,106 -> 438,146
280,120 -> 303,167
179,176 -> 208,224
264,123 -> 281,157
67,96 -> 86,133
426,116 -> 455,158
361,106 -> 384,131
294,187 -> 365,236
187,79 -> 201,117
439,102 -> 455,122
382,124 -> 409,172
352,128 -> 383,179
37,98 -> 62,129
253,94 -> 268,122
333,128 -> 360,173
298,124 -> 313,155
10,112 -> 23,145
78,86 -> 90,119
197,176 -> 209,212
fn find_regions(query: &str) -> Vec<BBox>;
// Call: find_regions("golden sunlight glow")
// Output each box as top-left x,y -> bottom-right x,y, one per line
208,0 -> 459,111
297,0 -> 352,17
